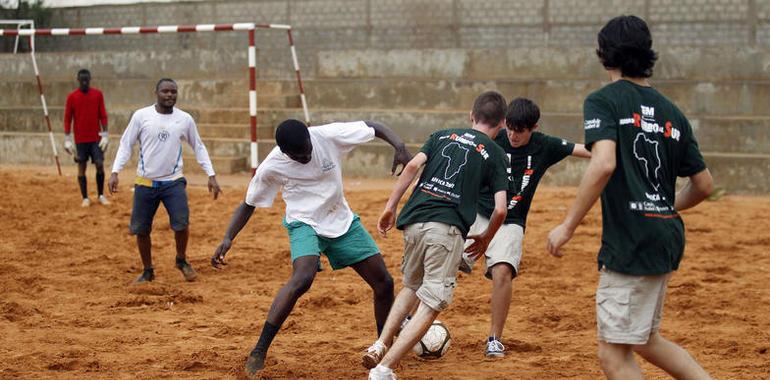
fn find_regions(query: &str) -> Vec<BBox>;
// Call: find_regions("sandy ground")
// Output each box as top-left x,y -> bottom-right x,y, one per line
1,166 -> 769,379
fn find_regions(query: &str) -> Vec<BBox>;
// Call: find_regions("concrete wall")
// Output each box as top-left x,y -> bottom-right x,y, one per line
2,0 -> 770,192
6,0 -> 766,78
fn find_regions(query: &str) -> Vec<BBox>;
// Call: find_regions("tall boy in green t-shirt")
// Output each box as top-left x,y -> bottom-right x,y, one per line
547,15 -> 713,379
460,97 -> 591,357
364,91 -> 511,380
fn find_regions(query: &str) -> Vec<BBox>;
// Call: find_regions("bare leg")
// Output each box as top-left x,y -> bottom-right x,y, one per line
378,287 -> 419,347
632,332 -> 711,380
598,341 -> 644,380
488,263 -> 513,339
245,256 -> 319,374
137,233 -> 152,269
379,301 -> 439,369
350,254 -> 394,336
174,227 -> 189,261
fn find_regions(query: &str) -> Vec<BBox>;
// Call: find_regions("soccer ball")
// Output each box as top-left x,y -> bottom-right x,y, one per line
412,320 -> 451,358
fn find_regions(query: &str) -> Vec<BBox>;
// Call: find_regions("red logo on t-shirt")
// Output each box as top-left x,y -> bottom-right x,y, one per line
633,113 -> 641,127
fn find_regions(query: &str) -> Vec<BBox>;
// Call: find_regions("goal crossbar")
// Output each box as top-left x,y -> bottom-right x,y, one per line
0,22 -> 310,175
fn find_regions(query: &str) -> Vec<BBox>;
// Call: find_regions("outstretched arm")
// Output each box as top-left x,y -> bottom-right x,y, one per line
364,120 -> 412,175
571,143 -> 592,158
546,139 -> 616,257
377,152 -> 427,237
211,202 -> 256,268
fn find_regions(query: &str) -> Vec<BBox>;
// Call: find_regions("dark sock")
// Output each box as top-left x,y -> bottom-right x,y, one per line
251,321 -> 281,356
77,176 -> 88,199
488,336 -> 497,342
96,171 -> 105,196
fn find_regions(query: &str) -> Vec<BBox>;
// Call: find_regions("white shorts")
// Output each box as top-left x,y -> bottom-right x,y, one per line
596,267 -> 671,345
463,213 -> 523,279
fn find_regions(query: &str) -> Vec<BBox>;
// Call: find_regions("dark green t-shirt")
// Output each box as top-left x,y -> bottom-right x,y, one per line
478,131 -> 575,228
396,128 -> 509,237
584,80 -> 707,276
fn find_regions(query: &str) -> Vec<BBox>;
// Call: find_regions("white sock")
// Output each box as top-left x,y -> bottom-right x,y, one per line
373,364 -> 392,373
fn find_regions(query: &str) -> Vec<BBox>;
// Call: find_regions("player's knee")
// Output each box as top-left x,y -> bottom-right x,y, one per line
288,274 -> 314,297
373,272 -> 394,297
597,343 -> 629,374
491,263 -> 513,283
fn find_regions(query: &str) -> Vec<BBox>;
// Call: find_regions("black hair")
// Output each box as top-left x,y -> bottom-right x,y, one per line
275,119 -> 310,153
77,69 -> 90,77
156,78 -> 177,91
596,15 -> 658,78
471,91 -> 507,127
505,98 -> 540,130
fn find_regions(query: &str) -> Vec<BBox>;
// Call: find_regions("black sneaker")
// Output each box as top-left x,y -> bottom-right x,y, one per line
244,350 -> 266,377
134,268 -> 155,284
175,258 -> 198,282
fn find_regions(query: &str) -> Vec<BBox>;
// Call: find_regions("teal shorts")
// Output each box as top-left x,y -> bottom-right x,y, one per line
283,215 -> 380,270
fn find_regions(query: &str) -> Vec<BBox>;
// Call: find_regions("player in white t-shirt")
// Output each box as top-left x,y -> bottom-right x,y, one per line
210,119 -> 411,376
109,78 -> 222,283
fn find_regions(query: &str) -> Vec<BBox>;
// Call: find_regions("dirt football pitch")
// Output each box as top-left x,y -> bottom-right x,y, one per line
1,167 -> 768,379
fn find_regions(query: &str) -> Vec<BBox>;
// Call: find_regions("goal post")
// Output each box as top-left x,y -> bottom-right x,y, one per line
0,21 -> 311,175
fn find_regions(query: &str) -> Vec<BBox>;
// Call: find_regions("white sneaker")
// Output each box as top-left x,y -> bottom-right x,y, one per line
368,365 -> 396,380
362,340 -> 387,369
458,252 -> 475,274
98,195 -> 110,205
485,338 -> 505,358
81,198 -> 91,207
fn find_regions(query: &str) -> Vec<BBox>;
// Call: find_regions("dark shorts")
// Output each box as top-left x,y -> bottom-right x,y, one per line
130,178 -> 189,235
75,142 -> 104,165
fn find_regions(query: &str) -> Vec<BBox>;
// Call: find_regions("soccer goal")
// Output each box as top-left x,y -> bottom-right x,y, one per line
0,21 -> 311,175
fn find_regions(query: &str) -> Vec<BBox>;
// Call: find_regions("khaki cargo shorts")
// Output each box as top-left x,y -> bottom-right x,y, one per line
596,267 -> 672,345
463,213 -> 523,279
401,222 -> 464,312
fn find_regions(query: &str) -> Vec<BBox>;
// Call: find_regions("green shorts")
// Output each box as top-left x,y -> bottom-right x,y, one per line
283,215 -> 380,270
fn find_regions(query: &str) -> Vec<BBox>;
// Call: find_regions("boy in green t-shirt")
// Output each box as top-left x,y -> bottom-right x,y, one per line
364,91 -> 511,380
460,97 -> 591,357
547,15 -> 713,379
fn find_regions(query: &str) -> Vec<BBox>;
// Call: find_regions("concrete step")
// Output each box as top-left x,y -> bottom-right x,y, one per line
3,106 -> 770,155
0,131 -> 248,175
197,124 -> 275,140
0,79 -> 299,109
3,131 -> 769,194
4,77 -> 769,117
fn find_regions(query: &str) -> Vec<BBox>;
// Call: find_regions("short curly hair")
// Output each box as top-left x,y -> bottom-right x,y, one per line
596,15 -> 658,78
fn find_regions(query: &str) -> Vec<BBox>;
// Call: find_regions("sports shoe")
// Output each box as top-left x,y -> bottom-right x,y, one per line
458,252 -> 474,274
175,258 -> 198,282
244,349 -> 266,377
81,198 -> 91,207
362,340 -> 387,369
368,365 -> 396,380
134,268 -> 155,284
485,338 -> 505,358
98,195 -> 110,205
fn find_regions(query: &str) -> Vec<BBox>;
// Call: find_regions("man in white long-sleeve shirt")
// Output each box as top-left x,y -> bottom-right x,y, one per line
109,78 -> 222,283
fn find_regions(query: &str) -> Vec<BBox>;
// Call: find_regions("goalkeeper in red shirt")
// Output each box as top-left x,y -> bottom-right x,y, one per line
64,69 -> 110,207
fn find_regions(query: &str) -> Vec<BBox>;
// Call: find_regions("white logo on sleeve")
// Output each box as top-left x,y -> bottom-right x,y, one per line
584,118 -> 601,130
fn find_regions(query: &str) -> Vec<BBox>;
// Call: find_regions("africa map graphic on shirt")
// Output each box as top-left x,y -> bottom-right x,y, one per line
633,133 -> 662,191
441,142 -> 469,179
